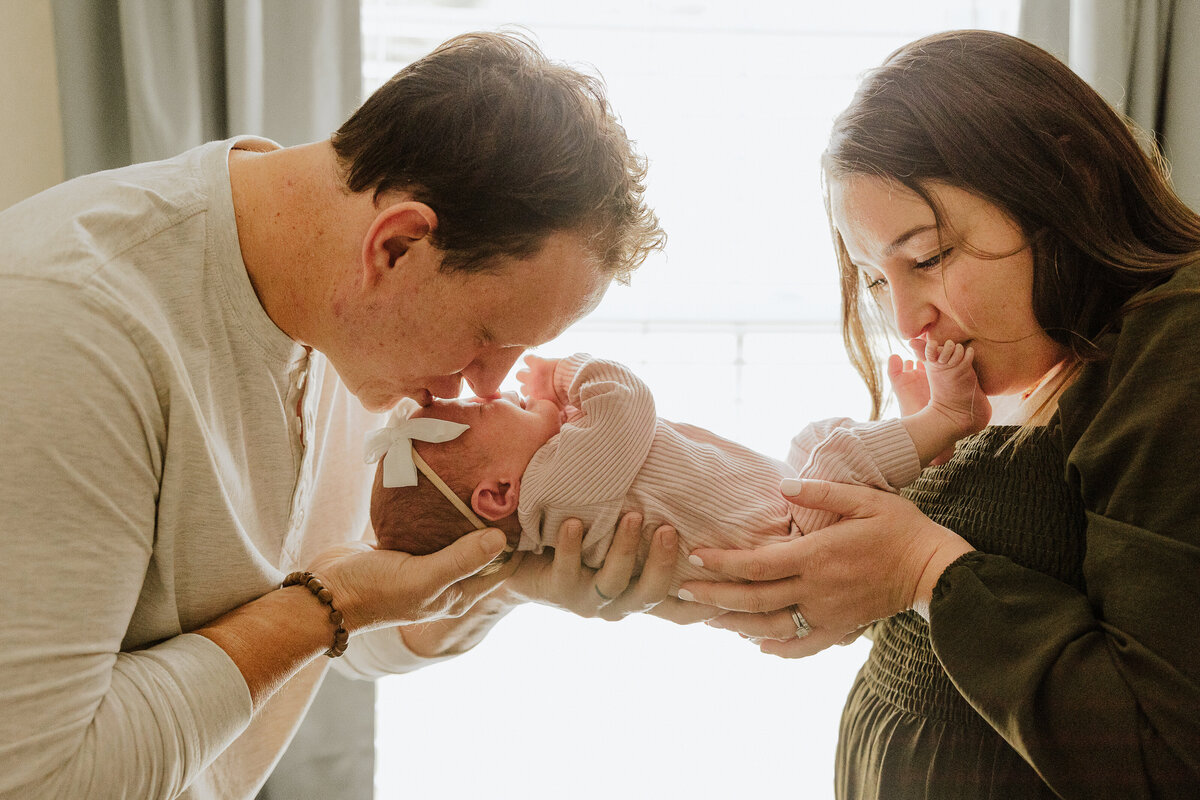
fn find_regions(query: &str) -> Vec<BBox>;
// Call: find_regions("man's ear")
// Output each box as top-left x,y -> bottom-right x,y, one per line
360,201 -> 438,283
471,476 -> 522,521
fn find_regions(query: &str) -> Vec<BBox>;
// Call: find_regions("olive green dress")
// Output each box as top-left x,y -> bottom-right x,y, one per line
835,263 -> 1200,799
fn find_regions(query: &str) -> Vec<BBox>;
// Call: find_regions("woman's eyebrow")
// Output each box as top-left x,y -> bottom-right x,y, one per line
884,224 -> 938,257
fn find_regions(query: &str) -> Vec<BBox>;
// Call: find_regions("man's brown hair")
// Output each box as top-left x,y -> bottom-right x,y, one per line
333,30 -> 664,278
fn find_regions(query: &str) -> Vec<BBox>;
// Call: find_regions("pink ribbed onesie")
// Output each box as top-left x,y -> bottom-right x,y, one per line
516,355 -> 922,590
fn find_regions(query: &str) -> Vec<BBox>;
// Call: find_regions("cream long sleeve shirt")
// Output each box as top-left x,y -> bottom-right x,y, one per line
517,355 -> 921,590
0,138 -> 428,800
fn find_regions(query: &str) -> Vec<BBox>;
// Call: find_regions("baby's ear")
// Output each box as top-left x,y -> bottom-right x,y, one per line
472,477 -> 521,521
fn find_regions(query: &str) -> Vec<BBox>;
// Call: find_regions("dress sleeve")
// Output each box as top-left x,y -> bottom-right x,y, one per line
928,276 -> 1200,797
0,283 -> 252,799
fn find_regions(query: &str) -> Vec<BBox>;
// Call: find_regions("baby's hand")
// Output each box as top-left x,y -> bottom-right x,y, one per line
517,355 -> 560,403
888,353 -> 930,417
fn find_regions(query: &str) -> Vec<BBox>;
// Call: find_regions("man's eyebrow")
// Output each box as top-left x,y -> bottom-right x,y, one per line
883,224 -> 938,258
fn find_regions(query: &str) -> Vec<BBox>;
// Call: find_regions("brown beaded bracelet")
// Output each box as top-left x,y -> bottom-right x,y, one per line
282,571 -> 349,658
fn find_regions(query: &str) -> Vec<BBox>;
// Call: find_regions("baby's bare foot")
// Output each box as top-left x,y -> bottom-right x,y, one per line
888,352 -> 930,417
921,339 -> 990,436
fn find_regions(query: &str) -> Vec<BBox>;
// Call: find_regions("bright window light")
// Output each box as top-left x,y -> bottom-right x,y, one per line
363,2 -> 1019,797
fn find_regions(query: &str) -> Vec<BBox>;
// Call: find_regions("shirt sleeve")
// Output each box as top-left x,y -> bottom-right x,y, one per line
928,275 -> 1200,797
334,627 -> 454,680
0,282 -> 252,799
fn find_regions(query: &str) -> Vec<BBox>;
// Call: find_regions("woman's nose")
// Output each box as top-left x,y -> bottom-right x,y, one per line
889,283 -> 937,341
462,346 -> 524,399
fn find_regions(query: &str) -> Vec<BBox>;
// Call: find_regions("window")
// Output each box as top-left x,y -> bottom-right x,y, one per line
364,2 -> 1018,797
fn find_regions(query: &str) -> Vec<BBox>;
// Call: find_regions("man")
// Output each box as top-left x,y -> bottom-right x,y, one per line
0,32 -> 665,799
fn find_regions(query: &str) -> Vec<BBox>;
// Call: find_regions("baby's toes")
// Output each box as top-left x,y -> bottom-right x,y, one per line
939,341 -> 963,366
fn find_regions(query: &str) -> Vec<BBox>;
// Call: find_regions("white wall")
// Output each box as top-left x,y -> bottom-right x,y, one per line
1,0 -> 64,210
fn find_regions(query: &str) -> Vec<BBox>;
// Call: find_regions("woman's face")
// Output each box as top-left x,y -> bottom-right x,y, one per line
829,175 -> 1069,397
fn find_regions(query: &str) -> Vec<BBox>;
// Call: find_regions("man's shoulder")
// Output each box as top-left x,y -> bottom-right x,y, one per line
0,141 -> 235,287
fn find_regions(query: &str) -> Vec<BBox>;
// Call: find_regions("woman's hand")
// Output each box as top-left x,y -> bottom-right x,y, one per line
679,479 -> 973,658
505,513 -> 718,624
311,527 -> 514,634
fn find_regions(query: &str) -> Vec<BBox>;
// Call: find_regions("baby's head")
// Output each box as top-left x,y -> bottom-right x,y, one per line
370,392 -> 564,554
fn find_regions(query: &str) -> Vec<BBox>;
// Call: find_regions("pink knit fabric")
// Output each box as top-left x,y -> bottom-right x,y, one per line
517,355 -> 921,591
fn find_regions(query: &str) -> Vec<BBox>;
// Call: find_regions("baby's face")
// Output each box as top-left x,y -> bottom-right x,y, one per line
412,392 -> 564,474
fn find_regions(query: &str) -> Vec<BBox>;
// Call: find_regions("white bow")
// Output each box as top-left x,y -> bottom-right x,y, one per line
364,406 -> 471,488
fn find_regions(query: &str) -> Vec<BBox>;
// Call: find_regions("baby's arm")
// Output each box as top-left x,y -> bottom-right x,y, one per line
516,355 -> 656,564
518,355 -> 570,410
898,338 -> 991,467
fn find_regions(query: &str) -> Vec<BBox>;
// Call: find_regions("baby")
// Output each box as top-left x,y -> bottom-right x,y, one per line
367,340 -> 988,591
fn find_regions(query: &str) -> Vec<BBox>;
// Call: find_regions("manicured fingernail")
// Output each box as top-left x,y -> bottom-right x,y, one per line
687,554 -> 704,568
677,588 -> 695,602
780,478 -> 805,495
658,527 -> 676,548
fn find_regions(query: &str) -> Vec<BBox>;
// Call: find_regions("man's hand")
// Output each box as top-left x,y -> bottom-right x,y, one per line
312,527 -> 512,634
504,513 -> 717,623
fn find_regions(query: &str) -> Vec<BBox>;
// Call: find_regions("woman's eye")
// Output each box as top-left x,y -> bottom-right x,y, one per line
864,276 -> 888,292
915,248 -> 952,270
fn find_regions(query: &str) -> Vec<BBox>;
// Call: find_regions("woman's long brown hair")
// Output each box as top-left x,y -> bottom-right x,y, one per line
823,29 -> 1200,419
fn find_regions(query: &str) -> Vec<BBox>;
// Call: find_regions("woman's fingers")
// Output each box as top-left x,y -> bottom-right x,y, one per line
704,607 -> 851,660
688,534 -> 811,584
705,608 -> 799,639
691,484 -> 861,595
679,570 -> 805,614
780,478 -> 875,518
758,629 -> 846,659
649,596 -> 723,625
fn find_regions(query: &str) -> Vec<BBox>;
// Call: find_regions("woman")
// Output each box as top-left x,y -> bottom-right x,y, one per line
678,30 -> 1200,798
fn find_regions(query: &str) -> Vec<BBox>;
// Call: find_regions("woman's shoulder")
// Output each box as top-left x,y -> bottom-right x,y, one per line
1114,260 -> 1200,351
1057,260 -> 1200,451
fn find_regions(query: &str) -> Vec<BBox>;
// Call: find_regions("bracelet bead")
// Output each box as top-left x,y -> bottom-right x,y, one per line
282,570 -> 349,658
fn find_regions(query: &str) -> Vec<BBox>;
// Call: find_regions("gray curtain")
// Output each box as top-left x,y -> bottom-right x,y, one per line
1020,0 -> 1200,210
48,2 -> 376,796
51,0 -> 362,177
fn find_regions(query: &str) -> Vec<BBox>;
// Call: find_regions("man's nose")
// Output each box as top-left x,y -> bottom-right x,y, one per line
463,346 -> 525,399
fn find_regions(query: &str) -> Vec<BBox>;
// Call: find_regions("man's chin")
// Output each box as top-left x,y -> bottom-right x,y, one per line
353,390 -> 409,414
